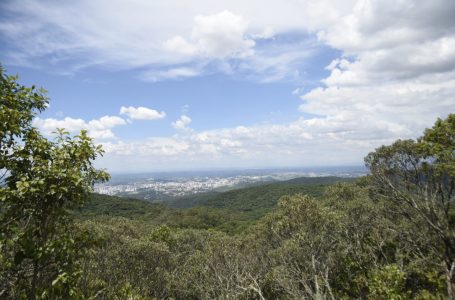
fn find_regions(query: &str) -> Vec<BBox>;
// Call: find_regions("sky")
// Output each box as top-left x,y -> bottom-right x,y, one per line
1,0 -> 454,172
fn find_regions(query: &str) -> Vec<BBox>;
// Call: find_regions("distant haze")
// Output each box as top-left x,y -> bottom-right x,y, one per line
96,166 -> 366,199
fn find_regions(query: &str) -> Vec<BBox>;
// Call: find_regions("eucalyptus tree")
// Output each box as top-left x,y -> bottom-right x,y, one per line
365,114 -> 455,298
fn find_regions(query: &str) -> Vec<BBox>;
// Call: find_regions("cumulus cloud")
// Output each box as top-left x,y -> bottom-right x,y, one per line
163,10 -> 255,59
314,0 -> 455,85
33,116 -> 126,140
294,0 -> 455,153
120,106 -> 166,120
172,115 -> 192,131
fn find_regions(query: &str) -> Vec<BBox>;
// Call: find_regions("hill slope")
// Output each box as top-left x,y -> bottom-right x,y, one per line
77,176 -> 355,233
169,176 -> 354,214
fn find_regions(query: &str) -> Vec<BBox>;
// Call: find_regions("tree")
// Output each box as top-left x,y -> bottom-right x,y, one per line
365,114 -> 455,298
0,67 -> 109,298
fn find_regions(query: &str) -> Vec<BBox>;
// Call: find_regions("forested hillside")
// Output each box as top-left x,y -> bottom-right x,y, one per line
1,69 -> 455,299
75,175 -> 454,299
75,177 -> 351,234
170,176 -> 354,210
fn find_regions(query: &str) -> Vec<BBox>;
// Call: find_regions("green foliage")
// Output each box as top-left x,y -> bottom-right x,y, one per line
171,176 -> 352,210
0,67 -> 109,298
368,265 -> 410,300
366,113 -> 455,298
72,180 -> 449,299
420,114 -> 455,177
76,193 -> 169,219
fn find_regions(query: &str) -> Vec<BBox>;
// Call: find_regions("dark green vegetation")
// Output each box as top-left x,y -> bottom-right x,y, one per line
1,68 -> 455,299
170,176 -> 353,209
76,177 -> 352,234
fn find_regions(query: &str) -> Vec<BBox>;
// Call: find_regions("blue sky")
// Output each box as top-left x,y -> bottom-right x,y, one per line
1,0 -> 454,172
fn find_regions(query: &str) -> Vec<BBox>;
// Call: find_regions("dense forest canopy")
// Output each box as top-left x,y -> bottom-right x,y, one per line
1,68 -> 455,299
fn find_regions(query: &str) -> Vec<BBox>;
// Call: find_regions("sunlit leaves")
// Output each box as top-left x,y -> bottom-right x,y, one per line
0,66 -> 109,298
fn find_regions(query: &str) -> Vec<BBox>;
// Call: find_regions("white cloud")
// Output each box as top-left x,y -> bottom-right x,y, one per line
172,115 -> 192,131
252,26 -> 275,40
162,36 -> 198,56
103,138 -> 190,157
0,1 -> 338,81
99,114 -> 395,171
294,0 -> 455,154
141,67 -> 200,82
237,40 -> 317,82
119,106 -> 166,120
89,115 -> 127,130
190,10 -> 255,59
163,11 -> 256,59
33,115 -> 126,140
33,117 -> 86,133
314,0 -> 455,84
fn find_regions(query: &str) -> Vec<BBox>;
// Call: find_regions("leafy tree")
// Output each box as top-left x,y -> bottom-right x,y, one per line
0,67 -> 109,298
365,114 -> 455,298
368,265 -> 410,300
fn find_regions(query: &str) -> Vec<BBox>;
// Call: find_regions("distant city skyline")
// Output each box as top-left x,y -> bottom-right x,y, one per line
95,166 -> 366,199
1,0 -> 454,172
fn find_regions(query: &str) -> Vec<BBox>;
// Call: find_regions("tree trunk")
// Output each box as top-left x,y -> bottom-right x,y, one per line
29,260 -> 39,300
447,261 -> 455,300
